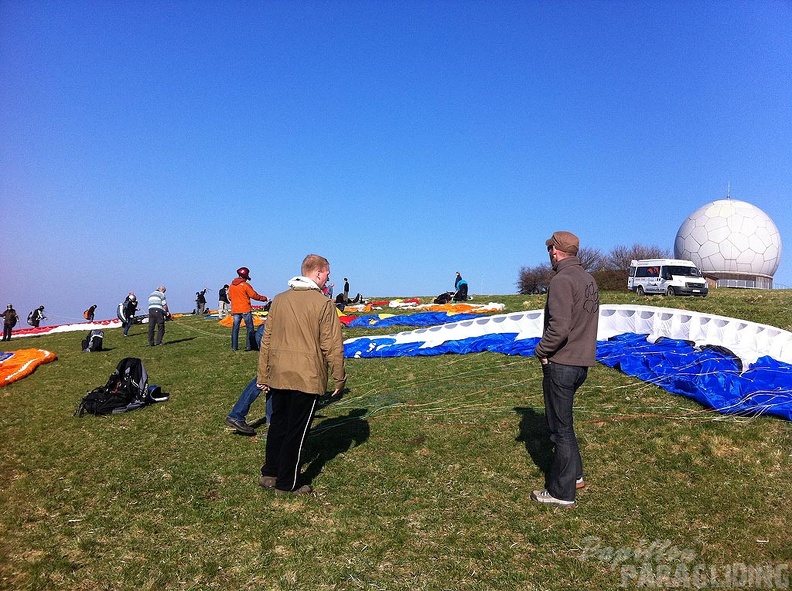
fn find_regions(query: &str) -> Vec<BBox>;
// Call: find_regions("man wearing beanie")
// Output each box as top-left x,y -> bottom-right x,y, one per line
531,231 -> 599,508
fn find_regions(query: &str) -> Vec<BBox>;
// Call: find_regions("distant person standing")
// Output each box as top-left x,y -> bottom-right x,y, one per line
121,292 -> 138,336
148,286 -> 170,346
228,267 -> 268,351
2,304 -> 19,341
531,231 -> 599,508
84,305 -> 97,322
343,278 -> 350,303
28,306 -> 46,328
455,271 -> 463,289
195,289 -> 207,315
218,284 -> 230,318
258,254 -> 346,495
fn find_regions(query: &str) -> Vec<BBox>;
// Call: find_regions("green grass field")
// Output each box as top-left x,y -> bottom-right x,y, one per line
2,290 -> 791,590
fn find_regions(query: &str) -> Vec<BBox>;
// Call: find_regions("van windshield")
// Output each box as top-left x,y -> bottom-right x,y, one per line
665,266 -> 701,278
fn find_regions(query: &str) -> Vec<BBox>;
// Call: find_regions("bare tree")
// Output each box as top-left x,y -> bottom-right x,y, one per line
607,245 -> 633,270
606,243 -> 672,270
517,264 -> 554,294
518,243 -> 672,292
577,246 -> 606,272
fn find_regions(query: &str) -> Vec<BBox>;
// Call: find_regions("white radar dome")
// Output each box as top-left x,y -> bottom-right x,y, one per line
674,199 -> 782,282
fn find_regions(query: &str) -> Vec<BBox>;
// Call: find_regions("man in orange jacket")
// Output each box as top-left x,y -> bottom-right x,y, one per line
228,266 -> 268,351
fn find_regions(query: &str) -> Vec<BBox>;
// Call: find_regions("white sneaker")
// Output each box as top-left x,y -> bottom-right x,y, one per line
531,489 -> 575,507
576,477 -> 586,489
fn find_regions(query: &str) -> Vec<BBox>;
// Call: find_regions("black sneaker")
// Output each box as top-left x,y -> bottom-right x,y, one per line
225,416 -> 255,435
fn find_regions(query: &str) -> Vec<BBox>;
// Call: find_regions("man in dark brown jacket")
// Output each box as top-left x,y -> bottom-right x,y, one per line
532,231 -> 599,508
257,254 -> 346,495
2,304 -> 19,341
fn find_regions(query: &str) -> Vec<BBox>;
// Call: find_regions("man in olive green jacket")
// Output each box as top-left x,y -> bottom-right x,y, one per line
257,254 -> 346,495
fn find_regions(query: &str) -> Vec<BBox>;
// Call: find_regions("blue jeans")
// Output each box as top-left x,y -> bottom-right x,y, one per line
231,312 -> 254,350
542,361 -> 588,502
228,377 -> 272,424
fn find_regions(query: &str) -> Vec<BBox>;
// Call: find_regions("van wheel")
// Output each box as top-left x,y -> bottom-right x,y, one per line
636,286 -> 645,296
666,286 -> 675,296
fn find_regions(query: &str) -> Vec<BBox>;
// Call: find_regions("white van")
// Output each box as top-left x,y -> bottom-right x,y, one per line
627,259 -> 708,297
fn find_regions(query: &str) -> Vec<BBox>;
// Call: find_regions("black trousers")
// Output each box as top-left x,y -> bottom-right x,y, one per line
261,389 -> 318,491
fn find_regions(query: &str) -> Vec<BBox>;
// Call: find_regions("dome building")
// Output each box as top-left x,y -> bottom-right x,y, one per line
674,197 -> 782,289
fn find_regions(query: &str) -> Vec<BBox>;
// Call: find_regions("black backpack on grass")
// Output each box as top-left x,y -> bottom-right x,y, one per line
74,357 -> 166,416
81,329 -> 104,352
75,385 -> 131,416
433,291 -> 453,305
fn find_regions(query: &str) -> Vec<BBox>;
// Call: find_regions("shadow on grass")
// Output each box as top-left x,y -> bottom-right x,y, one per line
301,407 -> 370,486
160,337 -> 196,345
514,406 -> 552,476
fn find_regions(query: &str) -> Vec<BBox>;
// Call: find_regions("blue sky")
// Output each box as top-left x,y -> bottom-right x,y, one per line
1,1 -> 790,325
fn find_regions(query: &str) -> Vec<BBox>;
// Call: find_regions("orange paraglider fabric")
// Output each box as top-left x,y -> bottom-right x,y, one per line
218,315 -> 265,328
0,349 -> 57,387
